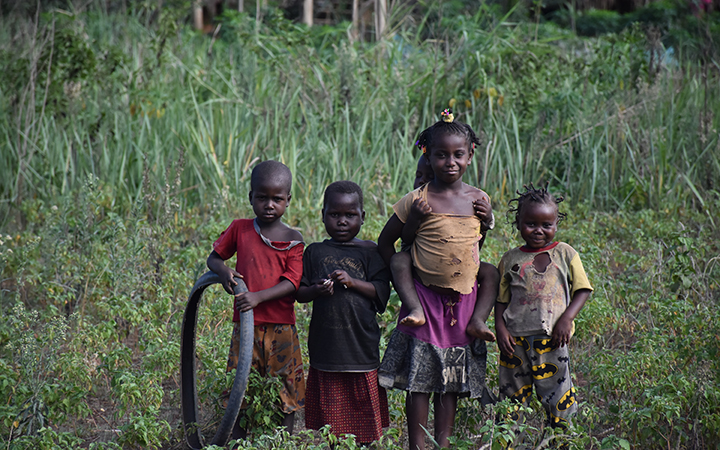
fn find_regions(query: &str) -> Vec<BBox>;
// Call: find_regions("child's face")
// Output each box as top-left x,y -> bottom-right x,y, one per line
413,155 -> 434,189
322,192 -> 365,243
426,133 -> 473,185
249,180 -> 291,225
518,202 -> 558,249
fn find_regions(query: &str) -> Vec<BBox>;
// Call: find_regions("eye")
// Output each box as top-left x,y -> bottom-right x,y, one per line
347,213 -> 355,218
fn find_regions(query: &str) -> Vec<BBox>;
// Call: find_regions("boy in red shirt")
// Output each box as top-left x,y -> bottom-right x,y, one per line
207,160 -> 305,438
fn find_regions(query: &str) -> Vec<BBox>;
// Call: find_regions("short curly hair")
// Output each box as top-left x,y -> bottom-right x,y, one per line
508,183 -> 566,229
250,160 -> 292,193
323,180 -> 364,210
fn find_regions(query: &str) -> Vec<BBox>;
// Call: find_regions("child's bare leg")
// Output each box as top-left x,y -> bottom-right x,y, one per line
406,391 -> 430,450
466,262 -> 499,341
281,411 -> 295,434
390,252 -> 426,327
433,393 -> 458,448
231,415 -> 247,440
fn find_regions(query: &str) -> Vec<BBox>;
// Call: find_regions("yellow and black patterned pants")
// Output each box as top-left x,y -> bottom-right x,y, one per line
498,334 -> 577,428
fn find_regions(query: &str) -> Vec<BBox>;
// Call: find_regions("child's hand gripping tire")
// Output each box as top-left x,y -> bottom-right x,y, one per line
181,271 -> 253,450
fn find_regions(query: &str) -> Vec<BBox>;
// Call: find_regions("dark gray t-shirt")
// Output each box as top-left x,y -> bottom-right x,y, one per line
301,240 -> 391,372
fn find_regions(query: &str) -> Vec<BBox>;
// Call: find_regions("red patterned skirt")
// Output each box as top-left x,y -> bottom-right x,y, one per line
305,367 -> 390,443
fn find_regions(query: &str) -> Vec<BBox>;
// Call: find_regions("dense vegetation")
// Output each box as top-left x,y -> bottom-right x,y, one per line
1,1 -> 719,449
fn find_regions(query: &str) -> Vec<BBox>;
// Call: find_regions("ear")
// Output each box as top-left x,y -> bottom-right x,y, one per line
361,210 -> 366,224
321,208 -> 325,220
287,193 -> 292,204
248,191 -> 253,203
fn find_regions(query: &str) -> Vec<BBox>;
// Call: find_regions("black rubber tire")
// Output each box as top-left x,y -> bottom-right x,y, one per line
180,272 -> 253,450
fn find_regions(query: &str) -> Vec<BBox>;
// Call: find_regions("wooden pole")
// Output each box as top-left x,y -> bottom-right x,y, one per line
351,0 -> 359,40
256,0 -> 261,28
374,0 -> 386,40
238,0 -> 243,12
193,0 -> 203,30
303,0 -> 313,26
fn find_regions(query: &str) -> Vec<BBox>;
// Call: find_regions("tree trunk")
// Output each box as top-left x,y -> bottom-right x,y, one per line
304,0 -> 313,26
375,0 -> 386,40
193,0 -> 203,30
351,0 -> 359,40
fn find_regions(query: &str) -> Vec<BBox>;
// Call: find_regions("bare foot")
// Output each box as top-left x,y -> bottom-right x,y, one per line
466,319 -> 496,341
400,308 -> 426,327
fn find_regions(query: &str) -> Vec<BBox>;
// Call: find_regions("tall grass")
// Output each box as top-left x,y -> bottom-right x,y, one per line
1,4 -> 718,232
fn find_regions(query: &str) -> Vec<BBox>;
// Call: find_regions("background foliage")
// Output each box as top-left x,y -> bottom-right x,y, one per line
1,0 -> 719,448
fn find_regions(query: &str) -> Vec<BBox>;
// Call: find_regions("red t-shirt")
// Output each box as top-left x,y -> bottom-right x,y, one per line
213,219 -> 304,325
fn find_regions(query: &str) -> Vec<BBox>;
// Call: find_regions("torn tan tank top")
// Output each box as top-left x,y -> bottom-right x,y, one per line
393,185 -> 483,294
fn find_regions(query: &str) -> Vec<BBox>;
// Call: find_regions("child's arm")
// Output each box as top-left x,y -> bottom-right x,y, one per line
207,250 -> 243,295
296,280 -> 334,303
377,214 -> 404,266
400,198 -> 432,245
551,289 -> 591,347
234,279 -> 297,312
235,241 -> 304,312
494,302 -> 516,356
494,261 -> 515,355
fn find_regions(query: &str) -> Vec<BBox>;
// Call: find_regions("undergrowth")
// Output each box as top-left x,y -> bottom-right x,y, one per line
1,181 -> 719,449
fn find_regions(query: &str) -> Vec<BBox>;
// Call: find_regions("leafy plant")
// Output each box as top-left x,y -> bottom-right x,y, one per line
4,303 -> 70,439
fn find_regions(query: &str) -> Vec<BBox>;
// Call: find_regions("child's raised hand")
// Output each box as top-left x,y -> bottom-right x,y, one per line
409,197 -> 432,220
472,196 -> 492,224
551,316 -> 573,347
329,270 -> 354,290
316,278 -> 334,296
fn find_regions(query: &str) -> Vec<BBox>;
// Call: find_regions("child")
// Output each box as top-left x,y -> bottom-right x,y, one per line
495,184 -> 593,428
377,109 -> 496,450
413,153 -> 435,191
395,153 -> 499,340
207,160 -> 306,438
296,181 -> 391,444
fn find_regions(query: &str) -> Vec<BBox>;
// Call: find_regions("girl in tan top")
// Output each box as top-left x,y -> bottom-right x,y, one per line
377,109 -> 497,450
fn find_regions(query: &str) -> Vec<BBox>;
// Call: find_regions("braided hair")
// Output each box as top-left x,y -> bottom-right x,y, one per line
508,183 -> 566,229
415,109 -> 481,156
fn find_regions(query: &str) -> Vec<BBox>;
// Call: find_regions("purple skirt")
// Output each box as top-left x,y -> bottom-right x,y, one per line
396,279 -> 477,348
379,280 -> 495,401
